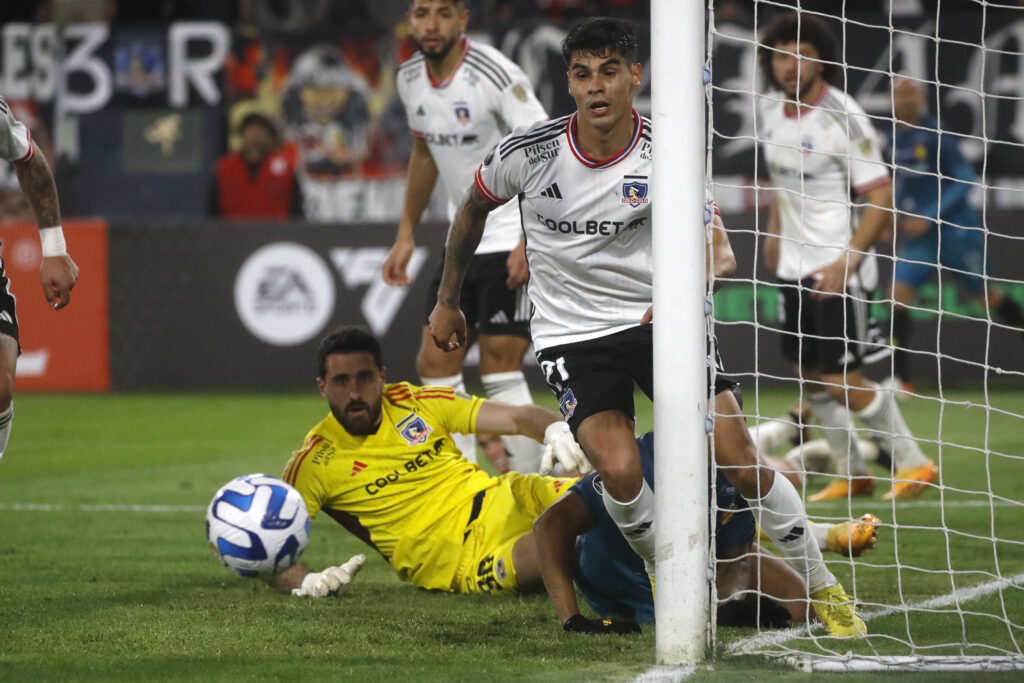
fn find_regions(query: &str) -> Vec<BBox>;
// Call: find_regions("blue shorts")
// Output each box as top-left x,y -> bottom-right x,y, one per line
895,225 -> 989,296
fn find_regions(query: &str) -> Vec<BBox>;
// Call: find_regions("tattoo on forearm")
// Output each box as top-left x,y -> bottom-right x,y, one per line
438,190 -> 493,306
14,152 -> 61,229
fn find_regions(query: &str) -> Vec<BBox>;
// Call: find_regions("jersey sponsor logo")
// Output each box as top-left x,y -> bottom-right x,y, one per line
621,177 -> 649,208
539,183 -> 562,199
423,131 -> 478,147
536,212 -> 647,236
396,412 -> 433,446
351,460 -> 367,476
525,138 -> 560,165
454,102 -> 471,124
364,439 -> 446,495
558,388 -> 577,419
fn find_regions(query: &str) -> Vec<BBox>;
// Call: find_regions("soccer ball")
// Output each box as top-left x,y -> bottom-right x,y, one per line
206,473 -> 311,577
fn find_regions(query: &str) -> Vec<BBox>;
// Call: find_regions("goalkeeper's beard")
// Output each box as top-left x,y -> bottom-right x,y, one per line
332,397 -> 383,436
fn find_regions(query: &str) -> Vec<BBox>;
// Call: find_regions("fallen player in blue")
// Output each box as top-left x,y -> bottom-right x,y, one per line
533,432 -> 880,634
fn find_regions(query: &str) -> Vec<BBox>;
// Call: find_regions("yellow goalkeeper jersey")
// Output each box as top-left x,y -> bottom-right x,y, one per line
282,382 -> 495,589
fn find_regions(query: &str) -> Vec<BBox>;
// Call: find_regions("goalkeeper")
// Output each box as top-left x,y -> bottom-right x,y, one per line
534,431 -> 882,635
267,326 -> 591,598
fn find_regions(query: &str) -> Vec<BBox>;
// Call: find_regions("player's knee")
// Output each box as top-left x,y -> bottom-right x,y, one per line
0,376 -> 13,413
595,455 -> 643,498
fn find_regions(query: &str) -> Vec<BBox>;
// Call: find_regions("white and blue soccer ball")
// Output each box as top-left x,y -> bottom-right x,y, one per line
206,473 -> 311,577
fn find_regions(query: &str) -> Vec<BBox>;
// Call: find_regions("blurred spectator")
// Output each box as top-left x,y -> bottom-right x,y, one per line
209,111 -> 302,219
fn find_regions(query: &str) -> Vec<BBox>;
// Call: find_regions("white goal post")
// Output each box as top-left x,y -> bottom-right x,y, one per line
654,0 -> 1024,672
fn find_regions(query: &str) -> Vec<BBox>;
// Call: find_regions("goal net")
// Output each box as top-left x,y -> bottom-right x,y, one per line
704,0 -> 1024,671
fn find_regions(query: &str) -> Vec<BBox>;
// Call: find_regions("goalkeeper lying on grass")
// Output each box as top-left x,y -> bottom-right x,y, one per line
533,431 -> 881,634
265,326 -> 591,598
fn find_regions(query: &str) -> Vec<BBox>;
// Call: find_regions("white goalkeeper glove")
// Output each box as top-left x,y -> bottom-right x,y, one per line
291,554 -> 366,598
540,421 -> 592,476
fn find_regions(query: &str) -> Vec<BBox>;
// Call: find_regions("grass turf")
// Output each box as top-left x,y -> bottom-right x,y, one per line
0,389 -> 1022,680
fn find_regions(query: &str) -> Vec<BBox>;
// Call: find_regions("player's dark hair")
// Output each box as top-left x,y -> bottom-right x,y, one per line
561,17 -> 639,67
758,11 -> 839,90
317,326 -> 383,377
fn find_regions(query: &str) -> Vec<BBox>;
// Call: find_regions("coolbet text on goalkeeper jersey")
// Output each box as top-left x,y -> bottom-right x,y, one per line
283,383 -> 499,590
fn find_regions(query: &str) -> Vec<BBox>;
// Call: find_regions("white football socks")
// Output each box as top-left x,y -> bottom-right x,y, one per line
420,373 -> 477,463
751,471 -> 835,593
855,383 -> 928,470
807,391 -> 868,477
0,402 -> 12,464
481,371 -> 543,473
602,480 -> 657,570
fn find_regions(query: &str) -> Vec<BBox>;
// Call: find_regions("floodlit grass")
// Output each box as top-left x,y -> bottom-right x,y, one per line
1,389 -> 1022,680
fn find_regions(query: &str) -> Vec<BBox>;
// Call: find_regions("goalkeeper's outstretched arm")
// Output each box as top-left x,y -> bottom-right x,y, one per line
265,555 -> 366,598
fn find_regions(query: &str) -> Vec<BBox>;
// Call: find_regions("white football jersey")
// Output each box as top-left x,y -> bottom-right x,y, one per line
397,39 -> 547,254
759,85 -> 889,289
0,97 -> 33,164
476,110 -> 653,351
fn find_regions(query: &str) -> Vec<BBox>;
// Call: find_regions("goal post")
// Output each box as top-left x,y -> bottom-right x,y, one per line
651,0 -> 713,666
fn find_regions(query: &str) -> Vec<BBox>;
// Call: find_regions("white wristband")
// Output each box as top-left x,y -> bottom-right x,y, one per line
40,226 -> 67,257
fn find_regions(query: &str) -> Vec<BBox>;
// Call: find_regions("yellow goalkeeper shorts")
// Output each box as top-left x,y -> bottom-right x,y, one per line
452,472 -> 576,594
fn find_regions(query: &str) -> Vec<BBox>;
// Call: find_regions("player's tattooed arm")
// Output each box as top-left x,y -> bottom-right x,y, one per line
14,149 -> 61,228
15,148 -> 79,310
437,185 -> 494,306
429,185 -> 497,351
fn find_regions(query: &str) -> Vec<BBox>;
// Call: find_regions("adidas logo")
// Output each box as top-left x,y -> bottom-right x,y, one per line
351,460 -> 367,476
540,183 -> 562,199
779,526 -> 805,543
0,311 -> 11,324
489,310 -> 509,325
415,105 -> 425,116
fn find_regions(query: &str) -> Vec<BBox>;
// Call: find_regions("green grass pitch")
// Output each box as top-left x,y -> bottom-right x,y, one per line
1,389 -> 1022,681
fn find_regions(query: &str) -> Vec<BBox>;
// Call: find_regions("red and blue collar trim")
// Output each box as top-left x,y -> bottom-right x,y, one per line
427,37 -> 470,89
566,109 -> 642,169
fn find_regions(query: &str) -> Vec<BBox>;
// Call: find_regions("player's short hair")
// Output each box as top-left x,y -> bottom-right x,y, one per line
758,11 -> 839,90
561,17 -> 639,67
317,327 -> 383,377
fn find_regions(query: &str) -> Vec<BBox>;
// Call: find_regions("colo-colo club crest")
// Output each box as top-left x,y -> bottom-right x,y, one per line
621,176 -> 649,208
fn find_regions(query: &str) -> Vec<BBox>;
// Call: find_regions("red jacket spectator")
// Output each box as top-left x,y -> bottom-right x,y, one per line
210,112 -> 303,218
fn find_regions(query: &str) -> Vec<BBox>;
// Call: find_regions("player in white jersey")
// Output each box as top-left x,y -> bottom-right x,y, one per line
0,95 -> 79,465
430,17 -> 866,636
382,0 -> 549,473
758,12 -> 935,502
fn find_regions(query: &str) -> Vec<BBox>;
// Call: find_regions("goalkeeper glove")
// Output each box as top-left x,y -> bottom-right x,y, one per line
540,422 -> 592,476
291,554 -> 366,597
563,614 -> 641,635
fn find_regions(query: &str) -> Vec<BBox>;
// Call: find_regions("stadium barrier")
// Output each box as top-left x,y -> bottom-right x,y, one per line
2,214 -> 1020,392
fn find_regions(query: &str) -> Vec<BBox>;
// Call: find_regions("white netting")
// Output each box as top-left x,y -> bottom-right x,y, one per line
706,0 -> 1024,670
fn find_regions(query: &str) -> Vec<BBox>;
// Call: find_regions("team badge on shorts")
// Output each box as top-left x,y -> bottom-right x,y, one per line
495,557 -> 508,581
396,413 -> 432,446
621,180 -> 649,208
558,388 -> 577,419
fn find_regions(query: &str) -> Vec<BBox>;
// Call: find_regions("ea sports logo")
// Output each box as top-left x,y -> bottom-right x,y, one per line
234,242 -> 335,346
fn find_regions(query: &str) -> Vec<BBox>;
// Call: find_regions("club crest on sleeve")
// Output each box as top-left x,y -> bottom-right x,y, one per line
495,557 -> 508,581
558,388 -> 577,419
396,413 -> 432,446
455,102 -> 471,124
621,181 -> 649,208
